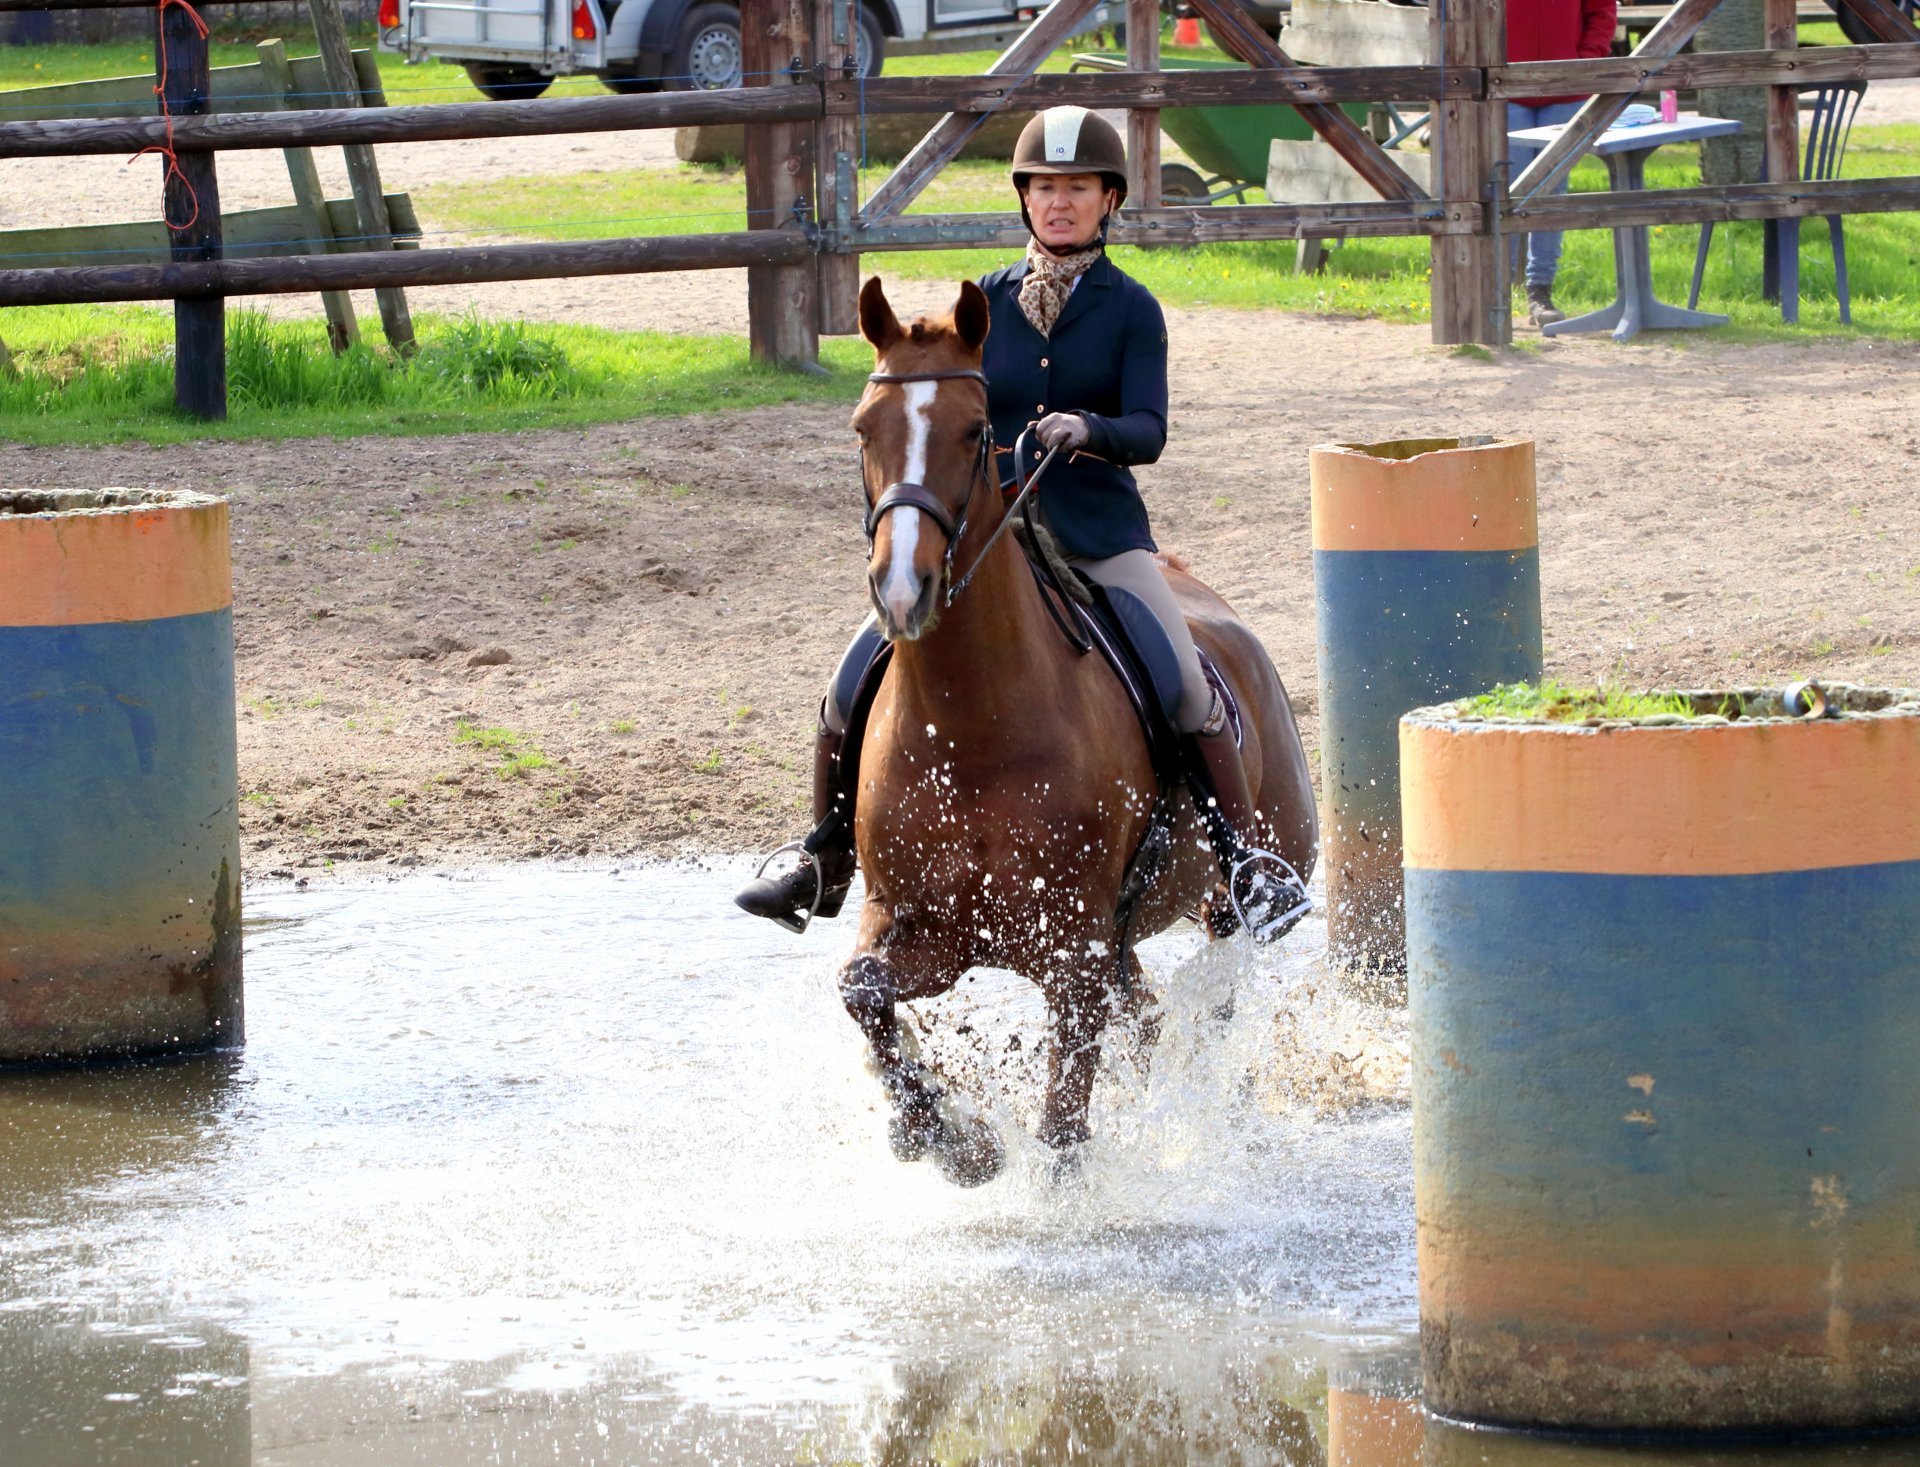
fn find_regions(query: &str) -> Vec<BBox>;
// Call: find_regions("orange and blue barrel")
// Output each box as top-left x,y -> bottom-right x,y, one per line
0,490 -> 242,1064
1402,687 -> 1920,1432
1310,437 -> 1541,976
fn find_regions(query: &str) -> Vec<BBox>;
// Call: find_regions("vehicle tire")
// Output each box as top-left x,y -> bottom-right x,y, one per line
856,4 -> 885,78
601,69 -> 664,94
462,62 -> 552,101
669,2 -> 744,90
1160,161 -> 1210,204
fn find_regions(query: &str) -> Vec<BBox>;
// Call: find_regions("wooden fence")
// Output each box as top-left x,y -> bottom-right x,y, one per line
1,0 -> 1917,414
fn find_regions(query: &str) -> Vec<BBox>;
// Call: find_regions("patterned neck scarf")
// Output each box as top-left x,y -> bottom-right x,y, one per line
1017,237 -> 1102,339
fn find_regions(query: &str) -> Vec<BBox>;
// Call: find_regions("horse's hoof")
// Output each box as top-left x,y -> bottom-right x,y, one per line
932,1116 -> 1005,1188
1047,1144 -> 1086,1186
887,1109 -> 936,1162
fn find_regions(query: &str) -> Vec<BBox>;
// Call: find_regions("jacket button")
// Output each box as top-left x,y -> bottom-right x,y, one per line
1039,357 -> 1049,368
1037,403 -> 1046,413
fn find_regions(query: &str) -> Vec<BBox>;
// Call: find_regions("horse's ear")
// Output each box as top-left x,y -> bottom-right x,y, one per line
953,280 -> 990,355
859,276 -> 903,352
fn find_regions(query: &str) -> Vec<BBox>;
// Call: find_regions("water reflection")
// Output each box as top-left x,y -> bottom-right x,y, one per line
0,1308 -> 249,1467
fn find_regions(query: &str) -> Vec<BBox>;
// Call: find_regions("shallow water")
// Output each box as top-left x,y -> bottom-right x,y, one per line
0,866 -> 1909,1465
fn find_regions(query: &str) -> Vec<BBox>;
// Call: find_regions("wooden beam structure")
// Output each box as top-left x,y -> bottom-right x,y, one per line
825,65 -> 1467,112
811,0 -> 860,335
1126,0 -> 1162,210
256,37 -> 358,352
1182,0 -> 1427,202
157,0 -> 224,420
0,231 -> 812,308
1830,0 -> 1920,43
1494,40 -> 1920,93
0,86 -> 820,160
743,0 -> 820,369
1429,0 -> 1508,345
1508,173 -> 1920,230
859,0 -> 1102,223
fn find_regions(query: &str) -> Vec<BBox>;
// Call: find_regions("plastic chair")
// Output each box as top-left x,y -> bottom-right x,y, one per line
1687,81 -> 1867,325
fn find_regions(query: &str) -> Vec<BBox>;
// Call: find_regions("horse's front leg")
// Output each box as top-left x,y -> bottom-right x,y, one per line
840,952 -> 1004,1188
1039,982 -> 1115,1155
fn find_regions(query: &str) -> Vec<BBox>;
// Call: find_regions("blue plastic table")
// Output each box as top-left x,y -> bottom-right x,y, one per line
1508,114 -> 1744,343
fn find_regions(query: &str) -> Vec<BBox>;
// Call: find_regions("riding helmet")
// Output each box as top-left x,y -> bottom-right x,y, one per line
1010,106 -> 1130,206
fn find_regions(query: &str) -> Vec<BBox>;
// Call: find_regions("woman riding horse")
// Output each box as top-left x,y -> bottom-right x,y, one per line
736,106 -> 1312,944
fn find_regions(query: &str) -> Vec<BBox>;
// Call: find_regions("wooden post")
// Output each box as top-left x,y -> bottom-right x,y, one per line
1761,0 -> 1801,315
257,38 -> 358,352
307,0 -> 416,354
1127,0 -> 1161,210
743,0 -> 822,369
813,0 -> 859,336
1429,0 -> 1508,345
158,0 -> 225,419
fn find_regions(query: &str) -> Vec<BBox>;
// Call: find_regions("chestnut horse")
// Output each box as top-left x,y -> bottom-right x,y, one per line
842,277 -> 1316,1185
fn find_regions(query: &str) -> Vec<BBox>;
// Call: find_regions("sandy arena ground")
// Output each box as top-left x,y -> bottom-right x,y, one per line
5,125 -> 1918,877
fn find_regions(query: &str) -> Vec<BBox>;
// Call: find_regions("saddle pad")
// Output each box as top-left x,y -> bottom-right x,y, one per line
1098,587 -> 1184,730
1080,584 -> 1246,752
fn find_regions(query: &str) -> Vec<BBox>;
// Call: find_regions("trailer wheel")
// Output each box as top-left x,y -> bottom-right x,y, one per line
856,4 -> 885,78
670,2 -> 744,90
462,62 -> 552,101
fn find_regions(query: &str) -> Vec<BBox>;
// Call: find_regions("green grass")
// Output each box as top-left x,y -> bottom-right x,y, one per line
0,306 -> 871,443
455,719 -> 555,778
1461,680 -> 1713,722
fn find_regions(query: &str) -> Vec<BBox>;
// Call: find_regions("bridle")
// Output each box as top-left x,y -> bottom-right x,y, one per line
861,367 -> 1063,609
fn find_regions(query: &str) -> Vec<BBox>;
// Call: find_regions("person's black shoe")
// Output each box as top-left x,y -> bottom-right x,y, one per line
1526,282 -> 1565,327
735,843 -> 856,933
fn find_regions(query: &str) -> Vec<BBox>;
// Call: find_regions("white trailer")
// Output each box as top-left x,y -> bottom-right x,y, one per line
379,0 -> 1113,99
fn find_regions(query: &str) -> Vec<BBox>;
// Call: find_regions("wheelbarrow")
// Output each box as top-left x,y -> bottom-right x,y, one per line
1069,51 -> 1427,270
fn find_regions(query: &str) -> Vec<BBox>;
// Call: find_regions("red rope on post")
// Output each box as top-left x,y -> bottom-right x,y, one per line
130,0 -> 208,231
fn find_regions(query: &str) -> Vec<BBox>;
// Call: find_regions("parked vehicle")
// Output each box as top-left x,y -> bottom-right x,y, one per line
380,0 -> 1113,99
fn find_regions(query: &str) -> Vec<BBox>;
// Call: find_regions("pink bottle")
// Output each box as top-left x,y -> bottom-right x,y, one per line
1660,89 -> 1679,123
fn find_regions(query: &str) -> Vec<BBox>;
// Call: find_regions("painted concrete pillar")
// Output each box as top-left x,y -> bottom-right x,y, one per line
0,490 -> 242,1064
1403,686 -> 1920,1432
1310,437 -> 1540,978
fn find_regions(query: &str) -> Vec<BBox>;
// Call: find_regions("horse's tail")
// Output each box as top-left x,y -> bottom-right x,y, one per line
1152,549 -> 1192,575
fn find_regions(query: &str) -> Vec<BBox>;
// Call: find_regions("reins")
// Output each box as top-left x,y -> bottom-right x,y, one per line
861,366 -> 1064,609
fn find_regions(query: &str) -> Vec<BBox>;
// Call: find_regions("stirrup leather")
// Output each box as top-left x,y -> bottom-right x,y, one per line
749,839 -> 831,935
1228,850 -> 1313,944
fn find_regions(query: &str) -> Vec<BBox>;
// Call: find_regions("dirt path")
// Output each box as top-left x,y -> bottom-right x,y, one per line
5,302 -> 1914,876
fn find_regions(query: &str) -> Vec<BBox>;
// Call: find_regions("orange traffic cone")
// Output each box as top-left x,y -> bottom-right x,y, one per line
1173,14 -> 1201,44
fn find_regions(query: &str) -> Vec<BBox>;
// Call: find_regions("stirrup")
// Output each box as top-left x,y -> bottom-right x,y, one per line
1228,851 -> 1313,944
747,840 -> 828,935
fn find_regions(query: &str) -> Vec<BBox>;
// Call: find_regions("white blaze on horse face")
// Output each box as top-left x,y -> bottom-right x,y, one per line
879,380 -> 939,630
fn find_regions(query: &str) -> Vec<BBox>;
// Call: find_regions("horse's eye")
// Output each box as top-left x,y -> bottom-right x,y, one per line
965,422 -> 985,441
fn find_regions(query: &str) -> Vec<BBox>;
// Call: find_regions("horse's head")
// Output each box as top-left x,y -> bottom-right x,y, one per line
854,276 -> 992,642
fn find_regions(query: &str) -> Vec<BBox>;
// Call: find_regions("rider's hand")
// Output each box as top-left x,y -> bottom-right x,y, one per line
1035,412 -> 1091,452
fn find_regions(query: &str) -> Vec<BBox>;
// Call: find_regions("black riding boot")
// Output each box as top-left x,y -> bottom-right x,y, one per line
1184,721 -> 1312,944
734,717 -> 858,932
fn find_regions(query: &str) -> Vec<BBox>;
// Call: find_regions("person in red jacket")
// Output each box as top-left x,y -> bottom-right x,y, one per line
1507,0 -> 1619,325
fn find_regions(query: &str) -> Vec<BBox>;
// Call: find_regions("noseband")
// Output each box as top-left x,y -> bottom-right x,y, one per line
861,367 -> 995,605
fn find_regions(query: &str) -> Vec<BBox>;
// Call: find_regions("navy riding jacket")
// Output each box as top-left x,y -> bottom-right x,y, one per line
977,253 -> 1169,561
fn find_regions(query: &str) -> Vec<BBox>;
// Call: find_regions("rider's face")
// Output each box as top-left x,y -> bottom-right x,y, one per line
1023,172 -> 1117,252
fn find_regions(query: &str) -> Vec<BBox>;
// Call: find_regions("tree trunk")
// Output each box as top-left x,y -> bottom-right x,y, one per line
1697,0 -> 1768,184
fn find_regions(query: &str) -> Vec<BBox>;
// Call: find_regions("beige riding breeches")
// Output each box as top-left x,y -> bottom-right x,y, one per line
1070,549 -> 1213,734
